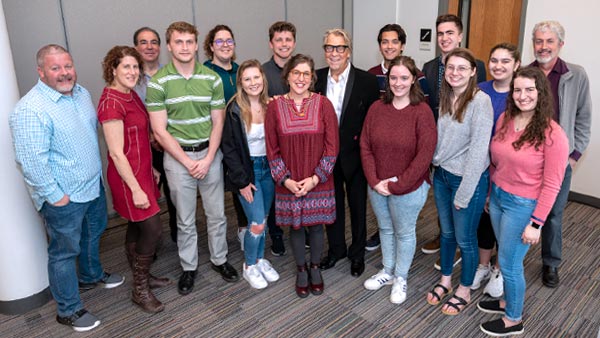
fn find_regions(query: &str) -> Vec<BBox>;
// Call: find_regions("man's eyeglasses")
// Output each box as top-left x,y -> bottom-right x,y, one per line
290,70 -> 312,79
214,38 -> 235,47
323,45 -> 349,53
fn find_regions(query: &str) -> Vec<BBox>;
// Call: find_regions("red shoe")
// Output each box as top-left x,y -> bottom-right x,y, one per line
309,263 -> 324,295
296,264 -> 309,298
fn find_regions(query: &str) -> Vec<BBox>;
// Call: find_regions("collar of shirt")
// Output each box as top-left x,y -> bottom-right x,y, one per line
380,61 -> 389,75
327,62 -> 351,122
37,79 -> 82,102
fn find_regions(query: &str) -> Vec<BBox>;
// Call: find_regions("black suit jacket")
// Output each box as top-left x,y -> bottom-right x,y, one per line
315,65 -> 380,178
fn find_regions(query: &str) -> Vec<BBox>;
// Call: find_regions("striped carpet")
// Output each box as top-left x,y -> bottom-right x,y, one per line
1,192 -> 599,338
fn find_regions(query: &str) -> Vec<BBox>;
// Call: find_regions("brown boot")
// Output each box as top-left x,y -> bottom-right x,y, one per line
132,253 -> 165,313
125,243 -> 171,288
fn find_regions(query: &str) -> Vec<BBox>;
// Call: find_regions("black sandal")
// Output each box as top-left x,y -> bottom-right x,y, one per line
427,283 -> 452,305
442,295 -> 469,315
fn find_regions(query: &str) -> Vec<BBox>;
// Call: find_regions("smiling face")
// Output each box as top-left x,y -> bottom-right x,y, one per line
111,56 -> 140,92
437,22 -> 463,56
379,31 -> 403,62
211,29 -> 235,64
324,34 -> 350,75
512,76 -> 538,113
269,31 -> 295,62
37,52 -> 77,95
533,29 -> 563,65
388,64 -> 414,99
488,48 -> 520,83
167,31 -> 198,65
240,66 -> 264,98
444,55 -> 475,93
135,30 -> 160,65
287,62 -> 312,97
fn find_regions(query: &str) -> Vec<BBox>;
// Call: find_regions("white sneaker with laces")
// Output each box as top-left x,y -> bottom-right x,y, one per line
390,276 -> 407,304
471,263 -> 491,290
363,270 -> 393,290
243,263 -> 267,289
256,259 -> 279,282
484,267 -> 504,298
238,228 -> 247,251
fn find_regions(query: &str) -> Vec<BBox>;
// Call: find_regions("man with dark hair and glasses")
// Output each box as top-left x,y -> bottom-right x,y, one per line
315,28 -> 379,278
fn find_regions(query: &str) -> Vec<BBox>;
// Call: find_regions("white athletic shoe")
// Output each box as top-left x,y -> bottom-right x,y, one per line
256,259 -> 280,282
484,267 -> 504,298
363,270 -> 394,291
471,263 -> 491,290
243,263 -> 267,289
390,276 -> 407,304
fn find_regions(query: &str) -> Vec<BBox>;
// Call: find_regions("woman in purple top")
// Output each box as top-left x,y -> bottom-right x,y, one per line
471,43 -> 521,299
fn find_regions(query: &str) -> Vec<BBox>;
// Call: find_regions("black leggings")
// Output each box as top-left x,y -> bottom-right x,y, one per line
125,213 -> 163,255
290,226 -> 324,266
477,211 -> 497,250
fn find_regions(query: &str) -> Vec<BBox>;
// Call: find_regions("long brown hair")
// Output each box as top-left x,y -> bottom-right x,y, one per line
232,59 -> 269,131
494,67 -> 554,151
439,48 -> 479,123
383,56 -> 425,105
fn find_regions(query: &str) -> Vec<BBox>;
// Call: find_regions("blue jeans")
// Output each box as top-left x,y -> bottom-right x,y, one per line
368,182 -> 429,279
489,184 -> 537,322
238,156 -> 275,266
39,185 -> 107,317
433,166 -> 488,286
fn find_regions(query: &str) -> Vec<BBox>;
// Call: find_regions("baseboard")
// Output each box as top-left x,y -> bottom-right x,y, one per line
569,192 -> 600,209
0,287 -> 52,315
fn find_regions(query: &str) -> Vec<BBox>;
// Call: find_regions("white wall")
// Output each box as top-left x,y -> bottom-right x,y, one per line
523,0 -> 598,198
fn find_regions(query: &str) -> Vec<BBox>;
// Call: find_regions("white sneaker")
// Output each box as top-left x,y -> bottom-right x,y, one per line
238,228 -> 247,251
484,267 -> 504,298
243,263 -> 267,289
363,270 -> 393,290
390,276 -> 407,304
256,259 -> 279,282
471,263 -> 491,290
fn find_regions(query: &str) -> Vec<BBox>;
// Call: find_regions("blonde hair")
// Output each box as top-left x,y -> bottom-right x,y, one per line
232,59 -> 269,131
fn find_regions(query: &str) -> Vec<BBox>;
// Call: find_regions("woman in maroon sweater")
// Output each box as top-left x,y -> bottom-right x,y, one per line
360,56 -> 437,304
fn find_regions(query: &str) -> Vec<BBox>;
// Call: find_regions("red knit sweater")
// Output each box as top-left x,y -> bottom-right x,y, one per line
360,100 -> 437,195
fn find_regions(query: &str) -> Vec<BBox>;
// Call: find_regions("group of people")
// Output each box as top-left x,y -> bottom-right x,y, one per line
9,13 -> 590,337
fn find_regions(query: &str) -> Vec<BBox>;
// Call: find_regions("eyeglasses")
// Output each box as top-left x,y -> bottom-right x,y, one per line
214,38 -> 235,47
445,65 -> 472,73
324,45 -> 349,53
290,70 -> 311,79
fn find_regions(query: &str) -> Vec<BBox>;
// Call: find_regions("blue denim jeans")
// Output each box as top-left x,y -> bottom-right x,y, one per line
368,181 -> 429,279
238,156 -> 275,266
39,185 -> 107,317
433,166 -> 488,286
489,183 -> 537,322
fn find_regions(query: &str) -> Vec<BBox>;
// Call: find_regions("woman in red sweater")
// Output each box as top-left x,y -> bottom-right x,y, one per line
478,67 -> 568,336
360,56 -> 437,304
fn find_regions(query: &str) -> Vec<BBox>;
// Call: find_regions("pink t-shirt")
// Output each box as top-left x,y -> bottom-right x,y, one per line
490,114 -> 569,225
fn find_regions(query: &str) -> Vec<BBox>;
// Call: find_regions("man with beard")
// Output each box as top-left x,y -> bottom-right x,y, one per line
9,44 -> 124,332
529,20 -> 591,288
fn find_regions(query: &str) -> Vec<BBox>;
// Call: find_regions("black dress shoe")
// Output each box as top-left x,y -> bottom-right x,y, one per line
542,265 -> 559,288
319,254 -> 345,270
178,270 -> 197,295
350,260 -> 365,277
211,262 -> 239,282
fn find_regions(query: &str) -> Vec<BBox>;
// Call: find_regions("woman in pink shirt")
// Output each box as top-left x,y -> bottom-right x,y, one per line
478,67 -> 568,336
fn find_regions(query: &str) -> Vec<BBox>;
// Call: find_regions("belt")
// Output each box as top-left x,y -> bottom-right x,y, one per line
181,141 -> 209,152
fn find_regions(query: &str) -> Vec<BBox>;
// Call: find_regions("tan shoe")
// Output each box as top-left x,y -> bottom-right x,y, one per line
422,236 -> 440,254
434,251 -> 462,271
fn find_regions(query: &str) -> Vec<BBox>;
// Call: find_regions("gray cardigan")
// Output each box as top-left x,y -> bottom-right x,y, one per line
433,91 -> 493,208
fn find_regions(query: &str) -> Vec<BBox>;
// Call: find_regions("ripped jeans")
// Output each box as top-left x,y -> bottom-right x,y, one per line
238,156 -> 275,266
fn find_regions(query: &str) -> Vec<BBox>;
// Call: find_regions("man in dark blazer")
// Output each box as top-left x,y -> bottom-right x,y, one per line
315,28 -> 380,277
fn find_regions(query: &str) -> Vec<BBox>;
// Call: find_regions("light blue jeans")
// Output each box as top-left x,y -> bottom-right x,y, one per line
368,181 -> 430,279
489,183 -> 537,322
239,156 -> 275,266
39,184 -> 107,317
434,166 -> 488,286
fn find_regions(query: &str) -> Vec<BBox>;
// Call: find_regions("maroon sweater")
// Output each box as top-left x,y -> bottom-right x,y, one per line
360,100 -> 437,195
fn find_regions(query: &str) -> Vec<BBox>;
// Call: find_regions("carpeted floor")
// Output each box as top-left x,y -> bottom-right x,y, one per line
1,192 -> 599,337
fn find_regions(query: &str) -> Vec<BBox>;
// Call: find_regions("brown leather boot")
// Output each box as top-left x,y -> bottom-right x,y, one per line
125,243 -> 171,288
132,253 -> 165,313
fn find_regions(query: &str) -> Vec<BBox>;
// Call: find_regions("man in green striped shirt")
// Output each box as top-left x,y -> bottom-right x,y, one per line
147,21 -> 239,296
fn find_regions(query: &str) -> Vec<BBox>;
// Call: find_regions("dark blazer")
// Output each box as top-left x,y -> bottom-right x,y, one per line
220,101 -> 253,192
314,65 -> 380,178
423,56 -> 487,121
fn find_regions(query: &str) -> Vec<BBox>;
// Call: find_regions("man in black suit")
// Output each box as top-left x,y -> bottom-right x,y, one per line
315,28 -> 380,277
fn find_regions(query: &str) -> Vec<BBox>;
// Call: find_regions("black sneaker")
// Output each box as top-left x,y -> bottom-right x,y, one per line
365,232 -> 380,251
477,300 -> 506,315
56,309 -> 101,332
211,262 -> 239,282
178,270 -> 197,295
480,318 -> 524,336
79,272 -> 125,291
271,235 -> 286,256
